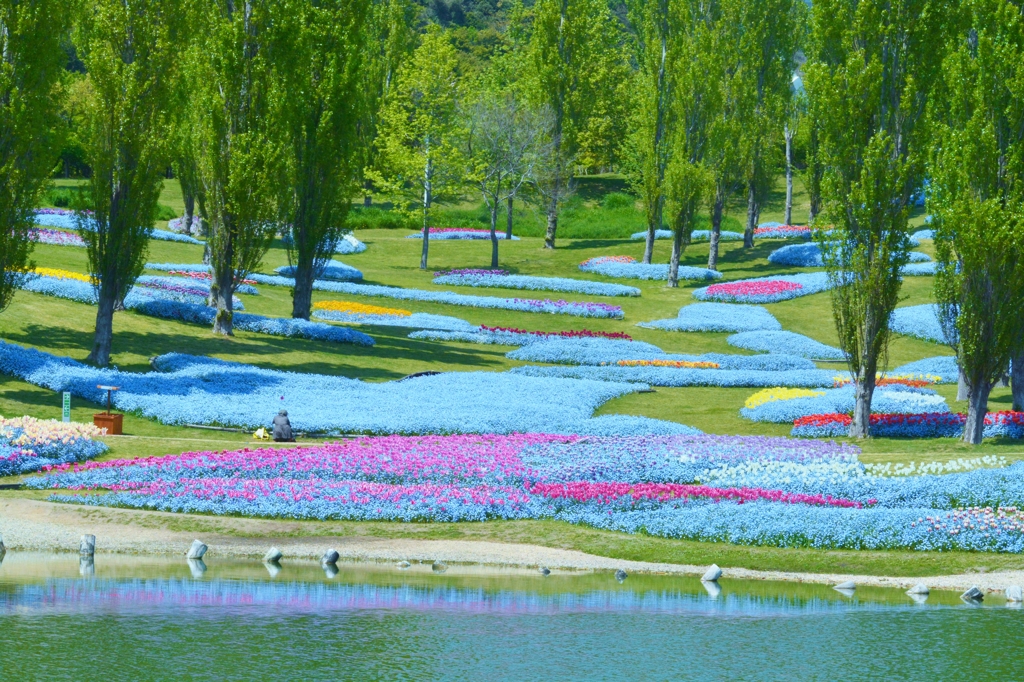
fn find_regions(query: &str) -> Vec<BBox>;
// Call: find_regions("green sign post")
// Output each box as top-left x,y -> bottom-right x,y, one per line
62,391 -> 71,423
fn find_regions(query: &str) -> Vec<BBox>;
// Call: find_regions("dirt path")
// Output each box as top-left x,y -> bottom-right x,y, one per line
2,498 -> 1021,594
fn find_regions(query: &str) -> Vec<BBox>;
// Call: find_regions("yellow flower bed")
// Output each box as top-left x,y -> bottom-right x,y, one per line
312,300 -> 411,317
617,359 -> 720,369
744,387 -> 825,410
32,267 -> 93,283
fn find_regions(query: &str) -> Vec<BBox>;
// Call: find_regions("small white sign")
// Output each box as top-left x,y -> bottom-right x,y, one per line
62,392 -> 71,423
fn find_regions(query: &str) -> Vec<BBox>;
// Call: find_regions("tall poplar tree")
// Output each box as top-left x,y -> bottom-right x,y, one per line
0,0 -> 70,313
372,25 -> 464,270
78,0 -> 181,366
527,0 -> 620,249
809,0 -> 948,438
930,0 -> 1024,444
272,0 -> 371,320
193,0 -> 281,335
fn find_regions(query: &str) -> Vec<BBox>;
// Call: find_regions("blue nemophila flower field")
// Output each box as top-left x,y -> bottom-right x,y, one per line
638,302 -> 782,333
727,330 -> 846,360
511,365 -> 842,388
579,256 -> 722,282
890,304 -> 948,343
432,269 -> 641,297
275,260 -> 363,282
739,385 -> 950,423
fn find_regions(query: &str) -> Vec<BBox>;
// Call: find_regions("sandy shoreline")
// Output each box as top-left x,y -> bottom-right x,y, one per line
3,498 -> 1022,595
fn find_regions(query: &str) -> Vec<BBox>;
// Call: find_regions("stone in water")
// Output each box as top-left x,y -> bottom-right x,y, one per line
264,561 -> 282,578
1006,586 -> 1023,603
263,547 -> 283,563
80,534 -> 96,556
186,539 -> 208,560
961,586 -> 984,602
79,555 -> 95,577
906,584 -> 929,595
702,564 -> 722,582
538,567 -> 551,576
431,561 -> 448,573
615,569 -> 628,583
323,563 -> 339,579
702,580 -> 722,599
188,558 -> 207,579
321,549 -> 340,565
833,580 -> 856,591
397,561 -> 411,569
0,533 -> 6,557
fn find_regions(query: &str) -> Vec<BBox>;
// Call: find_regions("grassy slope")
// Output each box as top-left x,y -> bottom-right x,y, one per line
5,176 -> 1021,576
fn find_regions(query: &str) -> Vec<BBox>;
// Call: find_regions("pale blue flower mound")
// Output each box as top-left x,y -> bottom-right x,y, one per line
740,386 -> 950,423
630,229 -> 743,241
579,258 -> 722,282
136,300 -> 375,345
506,336 -> 816,370
892,356 -> 959,383
638,303 -> 782,333
32,213 -> 203,244
692,272 -> 832,303
275,260 -> 363,282
901,262 -> 937,276
510,364 -> 842,388
336,234 -> 367,254
312,309 -> 475,331
247,276 -> 625,319
146,262 -> 208,272
910,228 -> 935,244
908,251 -> 932,263
767,243 -> 824,267
433,271 -> 640,297
890,304 -> 947,343
562,414 -> 703,436
727,330 -> 846,360
0,341 -> 657,434
19,273 -> 245,309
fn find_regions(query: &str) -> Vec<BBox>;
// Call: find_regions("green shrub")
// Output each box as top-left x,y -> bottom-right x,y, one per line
154,203 -> 177,221
602,192 -> 635,210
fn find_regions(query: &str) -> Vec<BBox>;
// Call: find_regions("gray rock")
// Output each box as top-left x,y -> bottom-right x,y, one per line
323,563 -> 339,579
702,564 -> 722,582
961,586 -> 984,602
833,580 -> 856,591
79,534 -> 96,556
187,558 -> 207,578
186,539 -> 208,560
431,561 -> 448,573
614,569 -> 628,583
263,547 -> 283,563
1005,585 -> 1023,603
538,567 -> 551,576
397,561 -> 411,570
906,583 -> 930,595
321,549 -> 340,566
79,555 -> 95,576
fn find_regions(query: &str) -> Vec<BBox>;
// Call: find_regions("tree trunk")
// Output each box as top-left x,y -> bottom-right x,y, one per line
784,125 -> 794,226
642,196 -> 661,265
743,182 -> 758,249
489,200 -> 499,269
850,374 -> 876,438
1013,351 -> 1024,412
183,192 -> 196,236
544,191 -> 558,250
962,378 -> 992,445
667,229 -> 682,289
87,286 -> 116,367
291,259 -> 314,320
505,195 -> 514,240
707,188 -> 724,271
363,179 -> 372,208
211,228 -> 235,335
957,368 -> 969,401
421,156 -> 432,270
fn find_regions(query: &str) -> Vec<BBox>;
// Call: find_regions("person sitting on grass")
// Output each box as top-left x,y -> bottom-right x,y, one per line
272,410 -> 294,442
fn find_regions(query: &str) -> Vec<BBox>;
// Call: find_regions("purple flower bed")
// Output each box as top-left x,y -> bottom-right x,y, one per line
29,228 -> 86,247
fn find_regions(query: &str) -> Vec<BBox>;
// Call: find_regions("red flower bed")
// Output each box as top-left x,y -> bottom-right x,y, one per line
480,325 -> 632,341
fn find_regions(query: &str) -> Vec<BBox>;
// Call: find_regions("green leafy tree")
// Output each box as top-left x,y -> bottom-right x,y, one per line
372,25 -> 465,270
526,0 -> 621,249
78,0 -> 181,366
930,0 -> 1024,443
358,0 -> 414,207
662,0 -> 719,287
809,0 -> 949,438
272,0 -> 372,320
192,0 -> 282,335
730,0 -> 799,249
0,0 -> 69,313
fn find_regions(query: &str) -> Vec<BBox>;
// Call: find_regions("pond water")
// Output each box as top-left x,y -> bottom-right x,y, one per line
1,553 -> 1021,680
